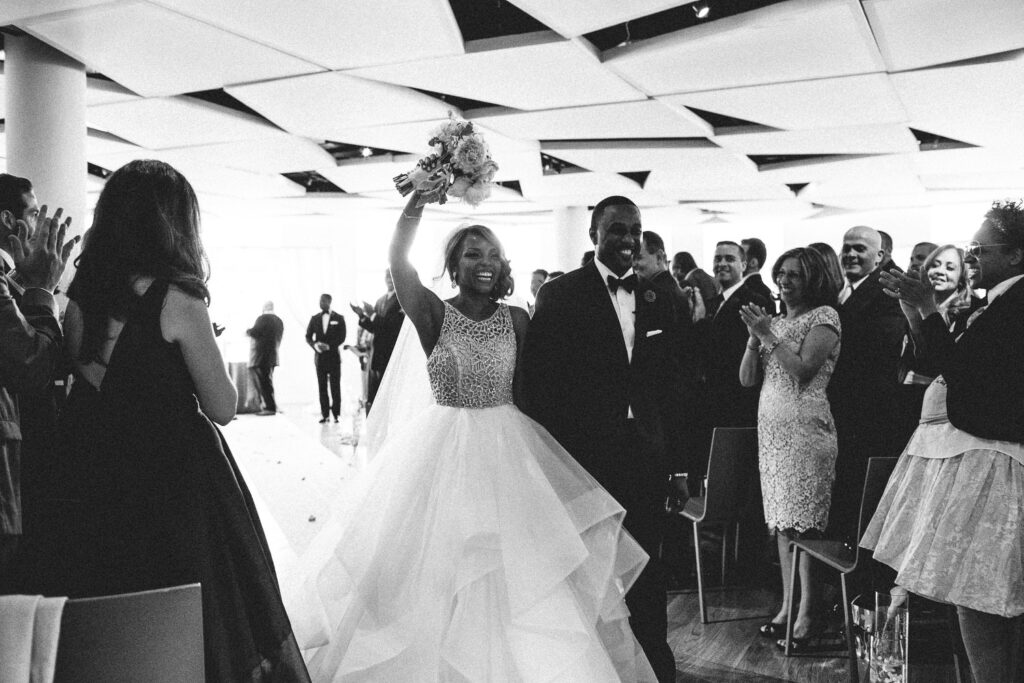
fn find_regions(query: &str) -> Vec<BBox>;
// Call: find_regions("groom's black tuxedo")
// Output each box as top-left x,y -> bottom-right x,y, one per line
521,260 -> 683,683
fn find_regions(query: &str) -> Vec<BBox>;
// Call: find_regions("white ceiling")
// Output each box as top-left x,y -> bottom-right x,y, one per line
1,0 -> 1022,220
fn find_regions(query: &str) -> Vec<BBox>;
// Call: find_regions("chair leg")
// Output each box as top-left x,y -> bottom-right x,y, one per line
784,544 -> 800,656
720,523 -> 728,587
694,521 -> 707,624
841,573 -> 859,682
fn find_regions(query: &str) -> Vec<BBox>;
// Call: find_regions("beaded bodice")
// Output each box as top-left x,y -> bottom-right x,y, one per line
427,302 -> 515,408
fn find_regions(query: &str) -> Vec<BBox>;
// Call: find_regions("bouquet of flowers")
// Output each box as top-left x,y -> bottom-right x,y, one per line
393,113 -> 499,207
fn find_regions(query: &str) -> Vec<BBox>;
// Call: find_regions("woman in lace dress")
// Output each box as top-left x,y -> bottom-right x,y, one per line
739,247 -> 841,649
301,191 -> 656,682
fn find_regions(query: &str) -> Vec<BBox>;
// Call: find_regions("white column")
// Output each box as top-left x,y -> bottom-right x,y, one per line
553,205 -> 591,271
4,35 -> 87,251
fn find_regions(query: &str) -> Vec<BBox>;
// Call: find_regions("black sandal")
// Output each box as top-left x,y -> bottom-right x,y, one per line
758,621 -> 787,639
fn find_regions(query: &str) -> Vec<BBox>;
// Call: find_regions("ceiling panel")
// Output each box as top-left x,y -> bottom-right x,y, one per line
86,129 -> 145,159
159,136 -> 337,174
905,147 -> 1024,175
714,124 -> 919,155
920,171 -> 1024,191
0,0 -> 112,24
21,2 -> 321,97
518,171 -> 642,206
348,32 -> 645,110
660,183 -> 796,202
863,0 -> 1024,71
541,140 -> 762,195
226,72 -> 457,140
148,0 -> 463,70
604,0 -> 883,96
659,73 -> 907,130
757,153 -> 921,185
505,0 -> 685,38
168,163 -> 306,199
891,51 -> 1024,152
318,155 -> 421,194
473,100 -> 711,140
86,77 -> 140,106
88,97 -> 284,149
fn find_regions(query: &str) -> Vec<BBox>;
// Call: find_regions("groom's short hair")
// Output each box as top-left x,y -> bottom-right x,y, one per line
590,196 -> 638,234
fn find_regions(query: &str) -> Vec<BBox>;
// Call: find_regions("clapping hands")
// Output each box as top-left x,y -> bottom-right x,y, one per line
739,303 -> 773,339
6,205 -> 79,292
349,301 -> 374,319
879,270 -> 937,319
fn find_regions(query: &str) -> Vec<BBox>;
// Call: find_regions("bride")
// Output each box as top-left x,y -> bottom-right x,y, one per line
300,192 -> 658,682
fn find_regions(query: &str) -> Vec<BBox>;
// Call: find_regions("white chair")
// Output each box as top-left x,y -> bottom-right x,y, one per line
54,583 -> 204,683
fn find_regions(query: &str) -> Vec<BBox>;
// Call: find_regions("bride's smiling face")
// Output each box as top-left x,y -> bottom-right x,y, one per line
454,234 -> 503,295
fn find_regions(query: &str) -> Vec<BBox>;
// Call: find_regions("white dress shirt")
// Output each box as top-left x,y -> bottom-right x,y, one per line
593,259 -> 636,363
322,311 -> 331,334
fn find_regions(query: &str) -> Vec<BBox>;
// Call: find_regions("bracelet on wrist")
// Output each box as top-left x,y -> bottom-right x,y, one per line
763,338 -> 781,355
746,340 -> 760,350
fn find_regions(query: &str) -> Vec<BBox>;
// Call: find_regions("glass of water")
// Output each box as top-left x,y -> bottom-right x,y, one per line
870,589 -> 908,683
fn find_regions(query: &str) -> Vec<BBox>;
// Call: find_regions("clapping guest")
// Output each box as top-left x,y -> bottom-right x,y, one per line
739,247 -> 841,650
894,245 -> 972,445
863,200 -> 1024,682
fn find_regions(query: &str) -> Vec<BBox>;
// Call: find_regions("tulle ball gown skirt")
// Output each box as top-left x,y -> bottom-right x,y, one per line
298,403 -> 657,682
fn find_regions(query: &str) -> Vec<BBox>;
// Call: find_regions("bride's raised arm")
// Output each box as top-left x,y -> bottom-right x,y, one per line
388,192 -> 445,355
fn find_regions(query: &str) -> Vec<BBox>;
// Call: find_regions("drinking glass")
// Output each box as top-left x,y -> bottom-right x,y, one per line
870,589 -> 908,683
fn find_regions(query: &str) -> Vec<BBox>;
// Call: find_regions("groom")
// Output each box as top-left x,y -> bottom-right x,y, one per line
521,196 -> 682,682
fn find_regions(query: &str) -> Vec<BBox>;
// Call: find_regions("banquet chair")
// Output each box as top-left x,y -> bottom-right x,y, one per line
679,427 -> 759,624
783,456 -> 898,682
54,583 -> 204,683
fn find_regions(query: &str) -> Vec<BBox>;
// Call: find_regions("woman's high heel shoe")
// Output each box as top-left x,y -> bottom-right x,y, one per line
775,624 -> 828,653
758,621 -> 787,639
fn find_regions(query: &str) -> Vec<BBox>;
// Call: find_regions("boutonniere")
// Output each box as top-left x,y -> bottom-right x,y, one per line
643,290 -> 657,303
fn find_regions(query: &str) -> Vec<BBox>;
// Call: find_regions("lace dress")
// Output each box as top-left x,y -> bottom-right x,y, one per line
300,302 -> 656,682
757,306 -> 841,533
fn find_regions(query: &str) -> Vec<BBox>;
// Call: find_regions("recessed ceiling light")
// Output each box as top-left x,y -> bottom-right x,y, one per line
360,146 -> 373,158
693,2 -> 710,19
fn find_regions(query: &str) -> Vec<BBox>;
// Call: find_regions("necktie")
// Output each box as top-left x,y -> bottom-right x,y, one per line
839,283 -> 853,304
607,274 -> 637,294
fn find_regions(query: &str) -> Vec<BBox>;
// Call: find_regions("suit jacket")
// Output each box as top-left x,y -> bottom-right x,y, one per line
684,268 -> 720,309
0,277 -> 62,536
246,313 -> 284,368
921,277 -> 1024,442
359,292 -> 405,374
744,273 -> 777,315
827,268 -> 905,455
305,311 -> 346,364
521,262 -> 684,500
696,281 -> 771,429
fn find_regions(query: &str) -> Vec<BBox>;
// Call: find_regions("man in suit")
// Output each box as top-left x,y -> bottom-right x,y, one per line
827,226 -> 905,540
0,174 -> 74,586
527,268 -> 547,317
352,270 -> 405,414
245,301 -> 284,415
305,293 -> 346,423
522,196 -> 683,682
741,237 -> 777,314
698,241 -> 771,430
907,241 -> 938,276
672,251 -> 719,312
878,230 -> 904,275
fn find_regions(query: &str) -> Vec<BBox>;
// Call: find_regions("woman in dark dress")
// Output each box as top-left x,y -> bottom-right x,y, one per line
21,160 -> 309,682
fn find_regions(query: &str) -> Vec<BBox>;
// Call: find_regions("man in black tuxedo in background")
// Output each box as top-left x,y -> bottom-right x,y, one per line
246,301 -> 284,415
351,270 -> 405,414
522,196 -> 682,682
305,293 -> 346,423
827,226 -> 905,540
741,237 -> 777,314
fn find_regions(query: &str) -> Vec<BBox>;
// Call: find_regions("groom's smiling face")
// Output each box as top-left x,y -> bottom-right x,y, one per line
592,204 -> 642,276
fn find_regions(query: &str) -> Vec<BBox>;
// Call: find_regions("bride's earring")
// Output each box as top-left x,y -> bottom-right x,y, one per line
451,273 -> 458,288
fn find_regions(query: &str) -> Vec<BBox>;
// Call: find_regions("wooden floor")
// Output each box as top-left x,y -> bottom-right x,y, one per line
281,404 -> 962,683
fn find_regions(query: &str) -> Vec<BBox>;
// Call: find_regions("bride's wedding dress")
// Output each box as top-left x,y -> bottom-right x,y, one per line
300,301 -> 657,682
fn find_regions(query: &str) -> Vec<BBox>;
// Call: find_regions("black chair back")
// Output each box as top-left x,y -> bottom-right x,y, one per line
701,427 -> 759,523
853,457 -> 899,563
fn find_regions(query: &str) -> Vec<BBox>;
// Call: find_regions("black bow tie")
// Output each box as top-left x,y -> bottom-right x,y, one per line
607,274 -> 637,294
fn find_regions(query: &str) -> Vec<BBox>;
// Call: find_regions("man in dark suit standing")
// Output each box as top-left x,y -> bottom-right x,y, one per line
246,301 -> 284,415
351,270 -> 405,414
305,293 -> 346,423
522,196 -> 682,682
0,175 -> 74,587
741,237 -> 777,315
671,251 -> 719,312
699,241 -> 771,430
827,226 -> 905,540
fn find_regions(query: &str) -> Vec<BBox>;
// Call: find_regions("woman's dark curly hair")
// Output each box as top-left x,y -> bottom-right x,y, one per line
68,159 -> 210,363
440,224 -> 514,300
772,246 -> 838,310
